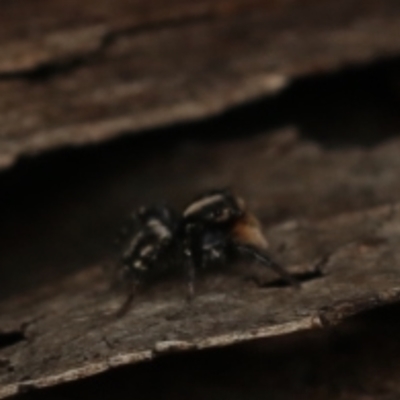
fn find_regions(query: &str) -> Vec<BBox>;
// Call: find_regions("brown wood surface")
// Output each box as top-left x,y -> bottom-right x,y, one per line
1,0 -> 400,169
9,304 -> 400,400
2,0 -> 400,398
2,130 -> 400,397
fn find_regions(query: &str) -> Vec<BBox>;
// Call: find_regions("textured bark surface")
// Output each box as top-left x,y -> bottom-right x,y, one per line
1,202 -> 400,398
2,129 -> 400,397
1,0 -> 400,168
8,304 -> 400,400
2,1 -> 400,397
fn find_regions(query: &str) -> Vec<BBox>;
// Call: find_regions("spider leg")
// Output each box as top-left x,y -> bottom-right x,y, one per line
236,243 -> 299,288
114,278 -> 140,317
184,247 -> 196,302
182,225 -> 204,302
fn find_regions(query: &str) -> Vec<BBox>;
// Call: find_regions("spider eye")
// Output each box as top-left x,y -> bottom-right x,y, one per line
209,207 -> 233,222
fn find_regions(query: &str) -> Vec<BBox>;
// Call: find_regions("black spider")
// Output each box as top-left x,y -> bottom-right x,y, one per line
116,189 -> 297,315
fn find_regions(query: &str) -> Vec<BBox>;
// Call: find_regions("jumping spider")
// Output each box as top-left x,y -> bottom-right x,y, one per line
116,189 -> 297,315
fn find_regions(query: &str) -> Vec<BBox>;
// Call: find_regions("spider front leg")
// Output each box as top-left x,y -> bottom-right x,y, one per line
114,266 -> 142,317
183,247 -> 196,302
236,243 -> 299,288
182,224 -> 203,302
115,282 -> 136,317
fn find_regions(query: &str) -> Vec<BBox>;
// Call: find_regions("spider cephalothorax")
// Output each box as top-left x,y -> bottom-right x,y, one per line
119,204 -> 179,282
117,189 -> 297,314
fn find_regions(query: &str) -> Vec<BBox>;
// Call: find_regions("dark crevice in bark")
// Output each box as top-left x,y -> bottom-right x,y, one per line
261,268 -> 324,289
0,332 -> 25,350
1,51 -> 399,177
0,53 -> 399,197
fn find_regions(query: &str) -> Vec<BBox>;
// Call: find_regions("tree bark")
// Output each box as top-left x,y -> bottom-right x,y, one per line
2,130 -> 400,397
1,0 -> 400,169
